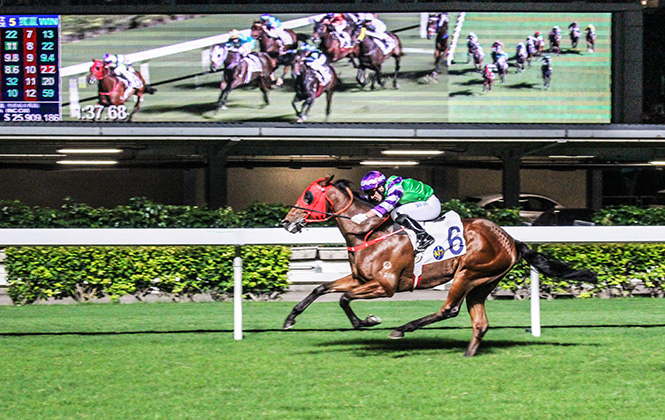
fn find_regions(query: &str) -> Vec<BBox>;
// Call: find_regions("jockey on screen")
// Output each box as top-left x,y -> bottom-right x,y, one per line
330,13 -> 353,47
226,29 -> 256,56
352,171 -> 440,253
259,14 -> 289,50
358,13 -> 394,51
102,53 -> 143,100
491,40 -> 504,63
296,43 -> 331,85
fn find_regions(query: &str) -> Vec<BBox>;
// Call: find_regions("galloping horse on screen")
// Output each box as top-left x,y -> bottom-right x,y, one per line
281,176 -> 596,357
426,13 -> 449,75
87,59 -> 155,121
251,21 -> 305,85
351,24 -> 403,89
311,19 -> 359,66
290,50 -> 339,122
209,44 -> 277,110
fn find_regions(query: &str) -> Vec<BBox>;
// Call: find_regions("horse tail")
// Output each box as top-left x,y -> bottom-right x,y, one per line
144,85 -> 157,95
515,241 -> 597,283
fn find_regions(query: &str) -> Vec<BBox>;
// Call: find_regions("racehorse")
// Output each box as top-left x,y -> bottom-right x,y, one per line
549,30 -> 561,55
586,28 -> 596,53
281,176 -> 596,357
290,51 -> 339,122
483,65 -> 494,92
542,60 -> 552,89
209,44 -> 277,110
311,19 -> 358,66
87,59 -> 155,121
570,27 -> 580,49
352,25 -> 403,89
426,13 -> 449,76
515,46 -> 527,73
251,21 -> 305,85
472,46 -> 484,71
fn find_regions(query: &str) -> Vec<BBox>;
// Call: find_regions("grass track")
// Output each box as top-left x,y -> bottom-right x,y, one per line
61,12 -> 611,124
1,299 -> 664,419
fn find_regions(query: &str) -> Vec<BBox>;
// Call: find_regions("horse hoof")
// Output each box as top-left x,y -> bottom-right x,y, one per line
221,105 -> 227,110
389,330 -> 404,340
283,318 -> 296,330
365,314 -> 382,327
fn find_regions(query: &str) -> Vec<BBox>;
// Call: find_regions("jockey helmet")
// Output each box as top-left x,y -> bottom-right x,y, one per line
535,31 -> 541,35
103,54 -> 118,66
468,32 -> 476,38
229,29 -> 239,39
360,171 -> 386,191
587,24 -> 595,30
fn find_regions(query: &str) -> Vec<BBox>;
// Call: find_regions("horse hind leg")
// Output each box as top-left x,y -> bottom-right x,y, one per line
463,279 -> 501,357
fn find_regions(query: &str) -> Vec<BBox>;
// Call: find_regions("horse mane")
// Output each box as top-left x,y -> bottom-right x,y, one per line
333,179 -> 374,209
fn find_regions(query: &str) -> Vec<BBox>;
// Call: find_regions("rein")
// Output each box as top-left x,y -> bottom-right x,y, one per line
347,225 -> 406,252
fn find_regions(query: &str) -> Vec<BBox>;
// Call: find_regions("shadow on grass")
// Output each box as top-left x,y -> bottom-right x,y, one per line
3,323 -> 665,337
311,336 -> 592,356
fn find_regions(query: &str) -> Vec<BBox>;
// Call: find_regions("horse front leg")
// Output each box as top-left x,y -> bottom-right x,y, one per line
283,274 -> 360,330
393,56 -> 401,89
259,77 -> 270,105
356,68 -> 367,88
324,90 -> 333,122
218,86 -> 232,110
339,279 -> 396,329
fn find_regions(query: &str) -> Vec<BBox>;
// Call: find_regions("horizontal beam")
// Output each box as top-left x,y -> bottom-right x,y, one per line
0,226 -> 664,246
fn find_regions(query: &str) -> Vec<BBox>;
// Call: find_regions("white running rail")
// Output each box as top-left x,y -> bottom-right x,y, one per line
2,226 -> 664,340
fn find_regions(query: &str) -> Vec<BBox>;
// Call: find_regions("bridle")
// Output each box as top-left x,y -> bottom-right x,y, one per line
291,179 -> 354,224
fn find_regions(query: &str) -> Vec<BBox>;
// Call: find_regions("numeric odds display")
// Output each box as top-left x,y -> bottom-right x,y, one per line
0,15 -> 60,122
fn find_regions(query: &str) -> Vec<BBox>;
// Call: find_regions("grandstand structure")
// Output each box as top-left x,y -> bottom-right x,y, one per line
0,0 -> 661,213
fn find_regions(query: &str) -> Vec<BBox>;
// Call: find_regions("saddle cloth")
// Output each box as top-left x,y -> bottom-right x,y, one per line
243,55 -> 263,84
366,32 -> 396,55
312,66 -> 333,86
405,210 -> 467,289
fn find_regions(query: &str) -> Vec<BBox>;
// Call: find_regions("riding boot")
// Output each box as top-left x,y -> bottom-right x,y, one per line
394,214 -> 435,253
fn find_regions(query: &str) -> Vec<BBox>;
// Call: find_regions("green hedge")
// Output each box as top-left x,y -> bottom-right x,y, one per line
5,246 -> 291,305
498,243 -> 665,298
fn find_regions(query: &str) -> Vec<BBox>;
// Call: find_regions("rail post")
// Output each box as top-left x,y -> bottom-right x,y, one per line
530,265 -> 541,337
233,246 -> 243,340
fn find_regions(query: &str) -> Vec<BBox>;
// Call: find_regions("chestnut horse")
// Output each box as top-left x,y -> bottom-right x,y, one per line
87,59 -> 155,121
311,19 -> 359,66
250,21 -> 305,85
281,176 -> 596,357
426,13 -> 449,75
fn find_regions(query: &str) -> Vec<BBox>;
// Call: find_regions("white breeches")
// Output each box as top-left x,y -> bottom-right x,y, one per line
390,194 -> 441,221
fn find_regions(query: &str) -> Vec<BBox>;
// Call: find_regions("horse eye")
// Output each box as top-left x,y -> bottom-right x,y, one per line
303,191 -> 314,205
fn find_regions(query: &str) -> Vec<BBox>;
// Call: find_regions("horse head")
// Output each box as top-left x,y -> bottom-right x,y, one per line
88,59 -> 108,84
312,20 -> 327,43
281,175 -> 335,233
210,44 -> 238,72
250,22 -> 265,40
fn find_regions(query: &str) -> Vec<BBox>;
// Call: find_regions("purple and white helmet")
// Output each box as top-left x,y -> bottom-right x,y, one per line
360,170 -> 386,191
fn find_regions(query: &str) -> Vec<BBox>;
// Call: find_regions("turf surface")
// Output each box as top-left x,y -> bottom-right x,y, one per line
1,298 -> 663,419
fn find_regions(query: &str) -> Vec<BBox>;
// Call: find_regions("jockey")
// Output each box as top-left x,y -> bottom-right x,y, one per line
516,42 -> 527,60
550,26 -> 561,39
297,43 -> 331,84
102,53 -> 142,100
586,24 -> 596,39
484,64 -> 495,80
330,13 -> 353,47
360,13 -> 393,48
568,21 -> 580,33
491,40 -> 504,63
534,31 -> 545,51
226,29 -> 256,56
259,14 -> 286,40
353,170 -> 440,253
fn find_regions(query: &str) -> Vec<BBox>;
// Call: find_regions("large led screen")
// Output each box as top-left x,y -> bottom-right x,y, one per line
4,12 -> 612,123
